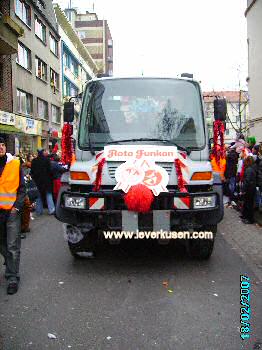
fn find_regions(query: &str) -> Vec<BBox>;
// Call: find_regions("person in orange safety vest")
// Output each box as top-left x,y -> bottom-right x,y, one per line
0,137 -> 26,295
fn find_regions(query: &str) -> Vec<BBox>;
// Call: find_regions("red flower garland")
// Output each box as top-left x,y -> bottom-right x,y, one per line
61,123 -> 73,165
174,158 -> 188,193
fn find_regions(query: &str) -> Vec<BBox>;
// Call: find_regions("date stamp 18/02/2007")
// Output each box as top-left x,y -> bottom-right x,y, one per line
240,275 -> 251,340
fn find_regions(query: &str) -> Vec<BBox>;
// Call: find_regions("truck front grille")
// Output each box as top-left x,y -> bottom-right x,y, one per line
107,162 -> 173,180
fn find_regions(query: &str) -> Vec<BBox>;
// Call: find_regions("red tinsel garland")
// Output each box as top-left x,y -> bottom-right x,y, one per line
93,158 -> 106,192
123,184 -> 154,212
174,158 -> 188,193
212,120 -> 225,165
61,123 -> 73,165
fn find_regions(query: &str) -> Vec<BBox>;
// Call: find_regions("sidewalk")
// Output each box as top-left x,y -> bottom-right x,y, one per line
221,206 -> 262,282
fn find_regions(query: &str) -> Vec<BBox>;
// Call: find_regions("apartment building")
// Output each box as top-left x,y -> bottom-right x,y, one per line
9,0 -> 61,153
246,0 -> 262,142
64,8 -> 113,76
204,91 -> 249,144
0,0 -> 24,153
53,4 -> 98,139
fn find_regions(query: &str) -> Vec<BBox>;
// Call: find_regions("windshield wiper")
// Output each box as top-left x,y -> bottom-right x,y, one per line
106,138 -> 190,154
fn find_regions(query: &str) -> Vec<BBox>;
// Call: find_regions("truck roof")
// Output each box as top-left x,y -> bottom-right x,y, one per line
88,76 -> 200,85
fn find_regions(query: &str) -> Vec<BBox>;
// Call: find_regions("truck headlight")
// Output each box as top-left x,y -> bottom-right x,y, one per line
64,196 -> 86,209
193,195 -> 216,209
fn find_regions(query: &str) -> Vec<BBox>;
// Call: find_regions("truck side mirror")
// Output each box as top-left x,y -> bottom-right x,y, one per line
214,98 -> 227,121
63,102 -> 75,123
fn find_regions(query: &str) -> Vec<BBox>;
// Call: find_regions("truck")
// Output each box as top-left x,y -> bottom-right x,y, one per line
55,77 -> 225,260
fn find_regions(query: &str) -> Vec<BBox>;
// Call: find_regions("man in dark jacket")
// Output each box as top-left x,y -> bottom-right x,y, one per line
0,137 -> 26,294
31,149 -> 55,215
224,146 -> 239,203
241,156 -> 257,224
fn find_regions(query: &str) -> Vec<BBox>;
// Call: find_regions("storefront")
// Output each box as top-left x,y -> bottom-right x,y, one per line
15,115 -> 42,154
0,110 -> 23,154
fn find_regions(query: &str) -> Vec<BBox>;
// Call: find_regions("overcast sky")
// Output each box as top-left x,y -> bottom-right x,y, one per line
55,0 -> 248,92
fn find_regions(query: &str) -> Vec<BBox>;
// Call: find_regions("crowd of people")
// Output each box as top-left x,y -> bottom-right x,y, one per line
17,148 -> 67,238
223,135 -> 262,225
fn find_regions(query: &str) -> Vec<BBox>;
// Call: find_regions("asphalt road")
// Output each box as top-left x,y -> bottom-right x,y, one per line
0,213 -> 262,350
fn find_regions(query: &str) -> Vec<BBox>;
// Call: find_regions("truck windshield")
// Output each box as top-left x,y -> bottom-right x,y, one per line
79,78 -> 205,150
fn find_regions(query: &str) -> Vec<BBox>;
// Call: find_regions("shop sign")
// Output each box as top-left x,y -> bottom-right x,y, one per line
15,116 -> 42,135
0,111 -> 16,125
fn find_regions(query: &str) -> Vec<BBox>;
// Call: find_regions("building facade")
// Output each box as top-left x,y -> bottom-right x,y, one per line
0,0 -> 24,153
204,91 -> 249,144
53,4 -> 98,139
64,8 -> 113,76
9,0 -> 61,153
246,0 -> 262,142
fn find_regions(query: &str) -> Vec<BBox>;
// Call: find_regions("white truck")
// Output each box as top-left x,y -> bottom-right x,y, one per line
55,77 -> 224,259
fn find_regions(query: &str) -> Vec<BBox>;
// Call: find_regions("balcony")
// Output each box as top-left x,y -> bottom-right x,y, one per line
0,14 -> 24,54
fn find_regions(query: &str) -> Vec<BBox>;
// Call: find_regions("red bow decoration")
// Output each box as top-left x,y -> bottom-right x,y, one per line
123,184 -> 154,212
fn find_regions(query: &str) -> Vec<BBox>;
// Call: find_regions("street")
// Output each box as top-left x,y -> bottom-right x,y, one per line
0,208 -> 262,350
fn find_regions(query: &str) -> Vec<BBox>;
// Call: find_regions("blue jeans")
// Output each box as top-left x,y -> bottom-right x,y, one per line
36,192 -> 55,215
228,177 -> 236,201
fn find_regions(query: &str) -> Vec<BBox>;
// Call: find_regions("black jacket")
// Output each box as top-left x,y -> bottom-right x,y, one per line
256,156 -> 262,189
31,155 -> 53,192
225,150 -> 238,179
242,165 -> 257,193
50,161 -> 67,180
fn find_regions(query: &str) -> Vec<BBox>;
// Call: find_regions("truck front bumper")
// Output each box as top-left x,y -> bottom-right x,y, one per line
56,189 -> 223,230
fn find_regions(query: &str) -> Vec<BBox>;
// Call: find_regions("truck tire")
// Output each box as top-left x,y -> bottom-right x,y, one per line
187,225 -> 217,260
67,229 -> 97,259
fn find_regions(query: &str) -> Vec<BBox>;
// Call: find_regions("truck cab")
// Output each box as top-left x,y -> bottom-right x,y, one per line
56,77 -> 224,259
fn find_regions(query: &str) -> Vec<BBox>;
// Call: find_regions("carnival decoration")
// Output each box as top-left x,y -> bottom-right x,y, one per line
123,184 -> 154,213
92,145 -> 189,212
210,120 -> 226,179
61,123 -> 74,165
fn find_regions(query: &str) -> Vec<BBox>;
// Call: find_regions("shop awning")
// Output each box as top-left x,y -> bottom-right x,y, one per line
0,124 -> 24,134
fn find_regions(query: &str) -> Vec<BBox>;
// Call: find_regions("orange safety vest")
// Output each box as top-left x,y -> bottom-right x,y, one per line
0,159 -> 20,210
211,156 -> 226,181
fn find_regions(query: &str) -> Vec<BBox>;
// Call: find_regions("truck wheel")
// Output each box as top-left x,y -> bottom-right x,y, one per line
68,242 -> 82,259
187,225 -> 216,260
67,229 -> 97,259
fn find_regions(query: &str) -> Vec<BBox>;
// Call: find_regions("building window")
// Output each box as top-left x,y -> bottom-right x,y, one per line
15,0 -> 31,27
37,98 -> 48,119
77,31 -> 86,39
225,129 -> 229,135
71,59 -> 79,77
64,78 -> 78,97
63,49 -> 79,77
50,68 -> 59,90
51,105 -> 61,124
35,16 -> 46,43
36,0 -> 45,11
17,89 -> 33,115
16,42 -> 32,71
63,51 -> 69,68
50,34 -> 58,56
35,57 -> 47,81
